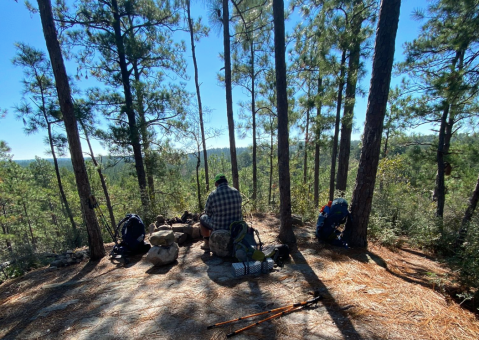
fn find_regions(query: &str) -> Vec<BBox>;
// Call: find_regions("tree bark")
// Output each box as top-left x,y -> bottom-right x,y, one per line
187,0 -> 209,192
110,0 -> 149,212
251,41 -> 257,204
223,0 -> 240,190
37,0 -> 105,259
336,26 -> 362,193
314,76 -> 323,208
47,119 -> 77,242
273,0 -> 296,245
456,172 -> 479,247
329,50 -> 347,201
349,0 -> 401,248
435,104 -> 449,218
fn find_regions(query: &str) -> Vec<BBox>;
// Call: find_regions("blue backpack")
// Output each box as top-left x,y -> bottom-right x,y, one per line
315,198 -> 350,246
229,221 -> 265,262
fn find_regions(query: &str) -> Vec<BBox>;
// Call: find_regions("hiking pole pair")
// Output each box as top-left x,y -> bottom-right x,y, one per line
207,295 -> 322,338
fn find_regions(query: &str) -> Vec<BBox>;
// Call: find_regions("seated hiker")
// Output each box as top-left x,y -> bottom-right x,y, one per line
200,173 -> 242,251
315,198 -> 351,247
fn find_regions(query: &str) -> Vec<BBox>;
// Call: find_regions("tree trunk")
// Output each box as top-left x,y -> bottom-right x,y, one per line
195,149 -> 203,211
132,64 -> 156,210
110,0 -> 149,212
435,104 -> 449,218
329,50 -> 347,201
303,82 -> 311,185
223,0 -> 240,190
187,0 -> 209,192
251,41 -> 257,204
37,0 -> 105,260
80,120 -> 116,229
2,204 -> 12,253
336,30 -> 362,193
22,202 -> 36,249
47,120 -> 77,242
456,172 -> 479,247
269,125 -> 274,205
314,76 -> 323,208
349,0 -> 401,248
273,0 -> 296,245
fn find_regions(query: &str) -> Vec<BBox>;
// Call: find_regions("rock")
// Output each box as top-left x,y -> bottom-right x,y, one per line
148,223 -> 156,236
50,260 -> 63,267
291,214 -> 304,226
150,230 -> 175,246
210,230 -> 233,257
171,224 -> 189,233
157,225 -> 172,231
182,225 -> 193,237
146,244 -> 179,266
156,215 -> 165,225
191,226 -> 201,239
174,232 -> 187,245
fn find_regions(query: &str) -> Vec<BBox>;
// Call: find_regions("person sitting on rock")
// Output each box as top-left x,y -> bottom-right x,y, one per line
200,173 -> 242,251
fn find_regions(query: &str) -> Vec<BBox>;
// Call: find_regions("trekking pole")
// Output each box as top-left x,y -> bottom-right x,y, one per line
207,296 -> 322,332
226,306 -> 300,338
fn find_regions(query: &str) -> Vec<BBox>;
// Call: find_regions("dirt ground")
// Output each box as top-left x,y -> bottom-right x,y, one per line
1,213 -> 478,340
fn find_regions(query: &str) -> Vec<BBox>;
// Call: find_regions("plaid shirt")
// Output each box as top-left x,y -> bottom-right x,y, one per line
204,182 -> 242,231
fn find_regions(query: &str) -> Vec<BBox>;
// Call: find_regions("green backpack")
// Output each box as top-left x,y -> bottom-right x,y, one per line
229,221 -> 265,262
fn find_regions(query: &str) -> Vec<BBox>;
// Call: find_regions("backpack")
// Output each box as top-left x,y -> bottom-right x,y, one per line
229,221 -> 265,262
112,214 -> 150,256
315,198 -> 350,247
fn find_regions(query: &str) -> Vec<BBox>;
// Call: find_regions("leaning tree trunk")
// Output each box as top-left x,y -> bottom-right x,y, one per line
273,0 -> 296,245
46,120 -> 77,242
111,0 -> 149,212
336,29 -> 362,193
187,0 -> 209,192
348,0 -> 401,248
37,0 -> 105,260
455,172 -> 479,248
314,76 -> 323,208
329,50 -> 347,201
80,120 -> 116,230
223,0 -> 240,190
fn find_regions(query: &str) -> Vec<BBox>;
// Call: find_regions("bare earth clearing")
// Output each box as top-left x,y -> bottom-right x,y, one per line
1,213 -> 478,340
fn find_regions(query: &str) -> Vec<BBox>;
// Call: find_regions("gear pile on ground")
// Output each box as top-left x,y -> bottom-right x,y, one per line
0,213 -> 478,340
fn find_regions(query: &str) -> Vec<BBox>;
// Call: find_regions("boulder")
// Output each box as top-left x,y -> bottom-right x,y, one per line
174,232 -> 187,245
210,230 -> 233,257
146,244 -> 179,266
191,225 -> 201,239
150,230 -> 175,246
182,225 -> 193,237
291,214 -> 304,226
156,215 -> 165,225
171,224 -> 189,233
157,225 -> 172,231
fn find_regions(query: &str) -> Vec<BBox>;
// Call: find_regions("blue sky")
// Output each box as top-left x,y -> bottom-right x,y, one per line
1,0 -> 427,160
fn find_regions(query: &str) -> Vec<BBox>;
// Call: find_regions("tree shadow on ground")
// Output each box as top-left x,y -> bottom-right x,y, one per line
343,247 -> 438,291
0,259 -> 101,340
291,249 -> 366,340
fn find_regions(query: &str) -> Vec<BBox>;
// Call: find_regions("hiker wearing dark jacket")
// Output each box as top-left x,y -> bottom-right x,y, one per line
200,173 -> 242,250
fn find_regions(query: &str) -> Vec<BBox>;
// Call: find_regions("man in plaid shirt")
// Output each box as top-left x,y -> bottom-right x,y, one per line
200,173 -> 242,250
